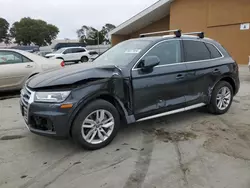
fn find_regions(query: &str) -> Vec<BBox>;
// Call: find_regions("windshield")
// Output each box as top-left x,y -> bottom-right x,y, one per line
94,40 -> 151,66
54,48 -> 65,54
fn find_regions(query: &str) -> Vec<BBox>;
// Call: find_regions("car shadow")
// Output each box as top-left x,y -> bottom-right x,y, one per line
0,90 -> 20,100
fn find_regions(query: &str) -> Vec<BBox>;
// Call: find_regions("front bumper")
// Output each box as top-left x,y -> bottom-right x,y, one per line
20,89 -> 75,138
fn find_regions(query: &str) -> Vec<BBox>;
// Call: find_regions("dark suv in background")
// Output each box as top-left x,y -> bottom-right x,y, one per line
20,30 -> 240,150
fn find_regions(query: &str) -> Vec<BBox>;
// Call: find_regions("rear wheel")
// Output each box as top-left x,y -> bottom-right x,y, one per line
80,56 -> 89,63
208,81 -> 233,114
72,100 -> 120,150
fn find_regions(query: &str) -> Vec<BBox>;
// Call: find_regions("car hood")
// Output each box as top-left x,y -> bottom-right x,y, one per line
27,63 -> 122,89
45,53 -> 59,57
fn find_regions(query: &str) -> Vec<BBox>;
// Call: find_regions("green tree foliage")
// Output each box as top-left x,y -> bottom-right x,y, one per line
0,17 -> 9,43
77,23 -> 115,45
10,17 -> 59,46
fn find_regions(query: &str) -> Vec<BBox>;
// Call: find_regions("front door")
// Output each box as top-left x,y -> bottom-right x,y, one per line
62,48 -> 74,61
131,40 -> 188,120
0,51 -> 35,90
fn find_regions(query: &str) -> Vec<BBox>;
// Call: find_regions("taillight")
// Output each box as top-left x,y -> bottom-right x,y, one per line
60,61 -> 65,67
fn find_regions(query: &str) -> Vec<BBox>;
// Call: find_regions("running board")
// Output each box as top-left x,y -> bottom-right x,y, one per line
136,103 -> 206,122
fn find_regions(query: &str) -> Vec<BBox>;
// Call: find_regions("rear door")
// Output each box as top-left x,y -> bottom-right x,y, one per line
0,51 -> 35,90
183,40 -> 224,106
131,39 -> 188,119
75,48 -> 87,60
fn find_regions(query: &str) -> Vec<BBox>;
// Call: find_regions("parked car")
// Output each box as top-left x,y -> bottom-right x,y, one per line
88,50 -> 99,61
10,45 -> 40,53
45,47 -> 90,63
0,49 -> 65,91
36,51 -> 52,57
20,30 -> 240,150
53,42 -> 86,51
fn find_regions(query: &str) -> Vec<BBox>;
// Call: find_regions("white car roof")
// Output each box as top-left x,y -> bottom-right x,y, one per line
60,46 -> 86,50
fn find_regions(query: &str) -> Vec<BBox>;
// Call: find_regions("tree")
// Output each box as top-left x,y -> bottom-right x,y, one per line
77,23 -> 115,45
10,17 -> 59,46
0,18 -> 9,43
101,23 -> 116,44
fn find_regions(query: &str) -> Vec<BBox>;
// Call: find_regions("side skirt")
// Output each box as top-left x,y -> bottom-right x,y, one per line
136,103 -> 206,122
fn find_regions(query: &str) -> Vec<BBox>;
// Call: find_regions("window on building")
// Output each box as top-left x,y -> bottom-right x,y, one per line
183,40 -> 210,62
205,43 -> 222,59
143,40 -> 181,66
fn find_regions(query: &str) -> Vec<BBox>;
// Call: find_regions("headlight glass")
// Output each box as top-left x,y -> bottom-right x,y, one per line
34,91 -> 70,103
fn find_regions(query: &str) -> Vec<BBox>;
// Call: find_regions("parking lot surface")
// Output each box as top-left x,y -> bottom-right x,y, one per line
0,66 -> 249,188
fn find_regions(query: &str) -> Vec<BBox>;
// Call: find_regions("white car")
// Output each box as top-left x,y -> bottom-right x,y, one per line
0,49 -> 65,91
45,47 -> 91,63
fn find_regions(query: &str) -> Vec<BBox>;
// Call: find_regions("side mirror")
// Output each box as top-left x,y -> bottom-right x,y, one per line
141,56 -> 160,70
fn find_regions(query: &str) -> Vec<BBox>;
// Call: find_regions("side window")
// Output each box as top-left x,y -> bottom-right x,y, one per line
0,51 -> 24,64
143,40 -> 181,66
205,43 -> 222,59
64,49 -> 72,54
71,48 -> 79,53
77,48 -> 86,53
183,40 -> 210,62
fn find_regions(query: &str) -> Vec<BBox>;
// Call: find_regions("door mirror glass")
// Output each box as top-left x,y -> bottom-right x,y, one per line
141,56 -> 160,70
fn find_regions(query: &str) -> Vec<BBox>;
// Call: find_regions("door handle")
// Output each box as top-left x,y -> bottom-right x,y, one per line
213,68 -> 220,73
25,65 -> 33,68
176,74 -> 185,80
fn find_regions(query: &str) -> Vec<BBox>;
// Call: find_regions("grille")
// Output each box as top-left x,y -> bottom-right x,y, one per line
21,87 -> 32,122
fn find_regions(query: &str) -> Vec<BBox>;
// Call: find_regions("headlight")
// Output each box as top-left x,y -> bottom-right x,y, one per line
34,91 -> 71,103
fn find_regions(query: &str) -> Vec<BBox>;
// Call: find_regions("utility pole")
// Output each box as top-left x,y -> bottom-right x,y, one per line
97,32 -> 100,54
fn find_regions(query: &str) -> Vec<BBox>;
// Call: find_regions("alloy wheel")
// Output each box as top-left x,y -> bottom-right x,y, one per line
216,86 -> 231,110
81,110 -> 115,144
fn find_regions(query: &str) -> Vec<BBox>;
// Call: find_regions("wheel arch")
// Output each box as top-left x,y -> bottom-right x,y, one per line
68,92 -> 133,136
209,76 -> 236,102
216,76 -> 236,95
28,72 -> 39,79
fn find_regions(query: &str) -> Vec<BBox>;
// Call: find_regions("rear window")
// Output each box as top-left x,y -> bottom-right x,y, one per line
183,40 -> 210,62
205,43 -> 222,58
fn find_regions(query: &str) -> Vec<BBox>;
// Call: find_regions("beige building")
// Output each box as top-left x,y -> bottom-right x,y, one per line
110,0 -> 250,65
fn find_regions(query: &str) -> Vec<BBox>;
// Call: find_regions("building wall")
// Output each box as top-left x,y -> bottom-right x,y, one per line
170,0 -> 250,64
111,34 -> 129,46
129,16 -> 170,38
111,16 -> 170,45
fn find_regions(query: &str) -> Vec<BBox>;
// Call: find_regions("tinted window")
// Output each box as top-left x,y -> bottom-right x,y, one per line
76,48 -> 86,53
183,40 -> 210,62
205,43 -> 222,58
64,49 -> 72,54
0,51 -> 30,64
142,40 -> 181,66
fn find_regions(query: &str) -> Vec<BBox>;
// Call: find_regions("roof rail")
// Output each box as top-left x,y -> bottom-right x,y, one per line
183,32 -> 204,39
140,29 -> 182,38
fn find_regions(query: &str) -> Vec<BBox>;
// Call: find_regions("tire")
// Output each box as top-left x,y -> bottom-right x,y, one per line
72,99 -> 120,150
208,81 -> 233,114
80,56 -> 89,63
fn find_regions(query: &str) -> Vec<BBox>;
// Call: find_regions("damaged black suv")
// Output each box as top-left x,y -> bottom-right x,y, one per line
20,30 -> 240,150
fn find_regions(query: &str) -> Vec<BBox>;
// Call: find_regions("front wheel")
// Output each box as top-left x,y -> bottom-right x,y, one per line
80,56 -> 89,63
208,81 -> 233,114
72,100 -> 120,150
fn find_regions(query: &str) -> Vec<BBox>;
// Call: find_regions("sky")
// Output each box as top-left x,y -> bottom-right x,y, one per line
0,0 -> 158,39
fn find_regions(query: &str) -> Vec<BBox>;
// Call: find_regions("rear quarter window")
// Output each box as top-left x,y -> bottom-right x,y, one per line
205,43 -> 222,58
